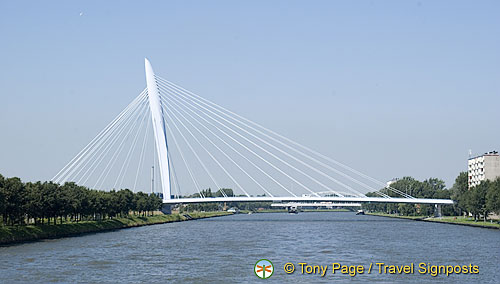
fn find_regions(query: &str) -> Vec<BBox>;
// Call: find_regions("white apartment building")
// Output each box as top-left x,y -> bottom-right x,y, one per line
468,151 -> 500,188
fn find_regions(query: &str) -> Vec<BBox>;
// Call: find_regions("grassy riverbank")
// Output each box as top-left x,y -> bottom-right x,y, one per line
0,212 -> 232,245
367,212 -> 500,229
425,216 -> 500,229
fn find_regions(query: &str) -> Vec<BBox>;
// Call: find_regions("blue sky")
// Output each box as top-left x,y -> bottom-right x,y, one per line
0,0 -> 499,189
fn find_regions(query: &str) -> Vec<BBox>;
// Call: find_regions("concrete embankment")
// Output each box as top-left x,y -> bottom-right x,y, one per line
367,213 -> 500,230
0,212 -> 232,245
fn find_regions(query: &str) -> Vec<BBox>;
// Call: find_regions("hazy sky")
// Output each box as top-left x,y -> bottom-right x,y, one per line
0,0 -> 499,189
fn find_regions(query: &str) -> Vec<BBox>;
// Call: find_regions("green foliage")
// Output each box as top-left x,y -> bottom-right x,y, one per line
451,174 -> 500,221
364,172 -> 500,221
0,173 -> 163,226
0,212 -> 231,245
450,172 -> 468,214
466,181 -> 489,221
363,176 -> 456,216
2,177 -> 26,225
486,178 -> 500,215
0,174 -> 5,220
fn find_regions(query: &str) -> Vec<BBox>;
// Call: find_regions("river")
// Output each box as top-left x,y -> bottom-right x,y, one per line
0,212 -> 498,283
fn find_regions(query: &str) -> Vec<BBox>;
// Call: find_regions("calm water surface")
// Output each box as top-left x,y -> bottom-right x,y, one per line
0,212 -> 498,283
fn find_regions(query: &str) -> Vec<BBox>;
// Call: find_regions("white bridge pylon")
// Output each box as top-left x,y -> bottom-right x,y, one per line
145,59 -> 171,200
52,59 -> 453,206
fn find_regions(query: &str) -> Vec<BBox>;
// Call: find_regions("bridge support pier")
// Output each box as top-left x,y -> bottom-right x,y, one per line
434,204 -> 442,218
161,204 -> 172,215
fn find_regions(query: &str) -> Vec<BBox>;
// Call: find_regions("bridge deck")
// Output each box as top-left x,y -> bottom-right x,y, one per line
163,196 -> 454,205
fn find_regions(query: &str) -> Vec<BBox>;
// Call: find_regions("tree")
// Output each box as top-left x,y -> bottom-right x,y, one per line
117,189 -> 134,217
25,182 -> 43,224
486,178 -> 500,215
467,181 -> 489,221
1,172 -> 217,226
106,190 -> 121,218
39,181 -> 61,225
135,192 -> 148,216
3,177 -> 27,225
450,172 -> 468,215
0,174 -> 5,223
362,176 -> 454,216
149,193 -> 163,213
63,183 -> 89,222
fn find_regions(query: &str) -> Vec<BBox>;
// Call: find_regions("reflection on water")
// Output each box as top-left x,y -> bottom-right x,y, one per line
0,212 -> 498,283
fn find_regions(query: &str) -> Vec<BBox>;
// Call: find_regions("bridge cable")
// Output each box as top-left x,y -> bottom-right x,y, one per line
161,92 -> 293,197
155,78 -> 408,198
158,94 -> 227,198
60,92 -> 148,185
95,100 -> 150,189
167,148 -> 182,198
160,94 -> 275,198
157,78 -> 371,198
155,77 -> 407,199
53,90 -> 147,184
160,100 -> 250,197
160,89 -> 313,198
163,117 -> 205,198
157,82 -> 347,198
159,85 -> 329,197
70,92 -> 148,184
115,101 -> 151,190
133,116 -> 152,192
78,96 -> 148,186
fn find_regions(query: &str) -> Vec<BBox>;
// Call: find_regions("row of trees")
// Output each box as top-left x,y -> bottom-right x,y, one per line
180,174 -> 500,218
4,171 -> 499,224
0,174 -> 163,226
451,172 -> 500,221
363,177 -> 456,216
363,173 -> 500,220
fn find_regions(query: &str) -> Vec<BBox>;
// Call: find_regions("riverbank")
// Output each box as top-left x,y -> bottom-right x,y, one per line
0,211 -> 232,245
367,212 -> 500,229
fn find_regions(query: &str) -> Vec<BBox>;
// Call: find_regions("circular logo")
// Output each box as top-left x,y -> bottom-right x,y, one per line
254,259 -> 274,279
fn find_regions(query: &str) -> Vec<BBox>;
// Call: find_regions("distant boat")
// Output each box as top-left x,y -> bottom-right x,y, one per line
227,207 -> 239,213
288,205 -> 298,214
248,212 -> 253,215
356,210 -> 365,215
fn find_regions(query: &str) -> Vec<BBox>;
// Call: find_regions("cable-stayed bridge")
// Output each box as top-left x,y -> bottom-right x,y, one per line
52,59 -> 453,213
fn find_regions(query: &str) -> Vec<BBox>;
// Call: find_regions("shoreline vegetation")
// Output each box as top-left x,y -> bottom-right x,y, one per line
2,208 -> 498,246
2,170 -> 499,245
0,211 -> 232,245
367,212 -> 500,230
362,174 -> 500,221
